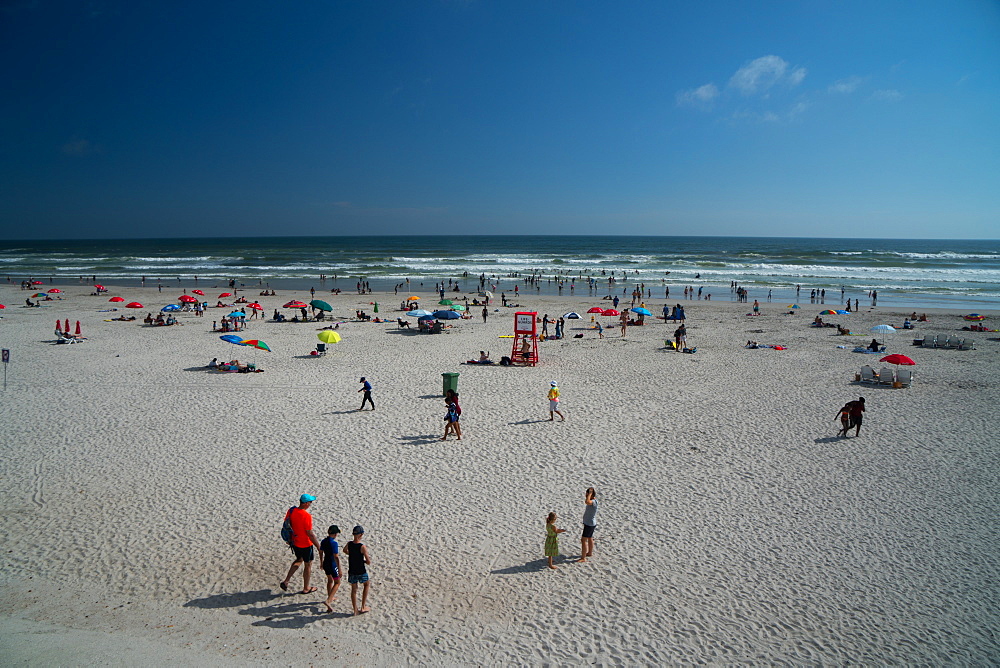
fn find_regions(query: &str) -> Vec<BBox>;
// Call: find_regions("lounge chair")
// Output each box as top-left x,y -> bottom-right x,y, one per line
876,367 -> 894,384
959,338 -> 975,350
859,366 -> 877,384
896,368 -> 913,387
923,335 -> 937,348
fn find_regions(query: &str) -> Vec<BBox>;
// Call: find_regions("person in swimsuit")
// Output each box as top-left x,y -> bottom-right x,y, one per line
580,488 -> 598,563
835,403 -> 851,437
345,526 -> 371,615
848,397 -> 866,436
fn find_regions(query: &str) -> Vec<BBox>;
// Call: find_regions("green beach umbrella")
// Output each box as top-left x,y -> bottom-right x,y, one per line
310,299 -> 333,311
438,299 -> 453,305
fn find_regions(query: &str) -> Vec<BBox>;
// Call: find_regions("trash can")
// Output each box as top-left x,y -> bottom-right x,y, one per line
442,372 -> 460,396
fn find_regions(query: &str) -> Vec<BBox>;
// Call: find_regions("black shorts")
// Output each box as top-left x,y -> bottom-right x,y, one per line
850,415 -> 863,427
291,545 -> 314,562
582,524 -> 596,538
322,563 -> 340,578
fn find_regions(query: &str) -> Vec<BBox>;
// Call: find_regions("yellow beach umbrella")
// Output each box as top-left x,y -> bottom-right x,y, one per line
317,330 -> 342,344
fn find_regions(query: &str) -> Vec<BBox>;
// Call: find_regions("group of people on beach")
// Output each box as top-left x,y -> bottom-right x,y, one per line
280,494 -> 373,616
544,487 -> 599,569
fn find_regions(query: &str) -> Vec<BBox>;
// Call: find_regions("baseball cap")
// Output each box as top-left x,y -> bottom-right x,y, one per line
300,493 -> 316,503
328,525 -> 340,535
550,381 -> 558,386
352,525 -> 365,535
360,377 -> 366,381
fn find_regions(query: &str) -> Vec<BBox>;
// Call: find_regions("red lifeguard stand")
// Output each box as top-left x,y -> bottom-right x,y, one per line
511,311 -> 538,366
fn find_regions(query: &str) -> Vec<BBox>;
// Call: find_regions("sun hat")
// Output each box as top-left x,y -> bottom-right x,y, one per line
353,525 -> 365,535
300,493 -> 316,503
550,381 -> 558,386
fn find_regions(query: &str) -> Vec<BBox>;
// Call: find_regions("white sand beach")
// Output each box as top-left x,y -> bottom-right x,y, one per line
1,284 -> 997,665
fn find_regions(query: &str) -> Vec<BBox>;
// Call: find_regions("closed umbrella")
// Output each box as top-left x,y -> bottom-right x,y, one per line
373,301 -> 379,314
64,318 -> 70,332
75,321 -> 81,336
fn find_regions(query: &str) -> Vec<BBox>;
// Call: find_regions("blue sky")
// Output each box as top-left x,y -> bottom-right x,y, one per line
1,0 -> 998,240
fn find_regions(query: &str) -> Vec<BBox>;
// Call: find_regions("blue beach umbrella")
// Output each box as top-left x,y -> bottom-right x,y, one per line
228,311 -> 245,318
836,310 -> 850,315
433,310 -> 461,320
418,314 -> 436,321
219,334 -> 245,345
631,307 -> 652,316
407,309 -> 433,317
161,304 -> 181,312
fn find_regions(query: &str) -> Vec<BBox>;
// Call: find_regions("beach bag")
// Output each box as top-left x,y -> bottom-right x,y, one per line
499,356 -> 511,366
280,507 -> 295,545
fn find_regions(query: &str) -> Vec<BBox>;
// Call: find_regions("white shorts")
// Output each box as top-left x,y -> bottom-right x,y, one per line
549,399 -> 560,411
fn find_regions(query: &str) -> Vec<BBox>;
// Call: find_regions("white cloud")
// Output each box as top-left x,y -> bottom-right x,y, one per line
871,89 -> 902,102
676,83 -> 719,108
728,55 -> 805,95
828,76 -> 863,94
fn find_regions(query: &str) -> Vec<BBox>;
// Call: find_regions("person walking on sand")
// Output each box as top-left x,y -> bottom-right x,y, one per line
848,397 -> 866,436
835,403 -> 852,437
358,377 -> 374,411
319,525 -> 342,613
482,306 -> 488,323
345,526 -> 371,614
441,390 -> 462,441
280,494 -> 322,595
579,488 -> 598,563
545,512 -> 566,569
548,381 -> 565,421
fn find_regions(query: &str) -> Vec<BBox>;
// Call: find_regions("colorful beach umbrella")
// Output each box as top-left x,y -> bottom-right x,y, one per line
787,304 -> 800,309
240,339 -> 271,352
109,296 -> 125,302
309,299 -> 333,311
126,302 -> 143,308
819,310 -> 837,315
963,314 -> 985,321
317,330 -> 342,344
283,300 -> 309,309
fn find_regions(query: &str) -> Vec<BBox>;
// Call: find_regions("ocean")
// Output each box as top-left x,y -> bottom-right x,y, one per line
1,235 -> 998,310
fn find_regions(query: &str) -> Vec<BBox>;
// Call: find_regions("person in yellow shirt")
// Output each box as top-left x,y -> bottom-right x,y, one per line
547,381 -> 565,421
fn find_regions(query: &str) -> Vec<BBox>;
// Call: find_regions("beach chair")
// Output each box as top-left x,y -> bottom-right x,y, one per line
859,366 -> 876,384
876,367 -> 894,384
923,335 -> 937,348
896,368 -> 913,387
940,336 -> 952,348
960,338 -> 975,350
315,342 -> 327,356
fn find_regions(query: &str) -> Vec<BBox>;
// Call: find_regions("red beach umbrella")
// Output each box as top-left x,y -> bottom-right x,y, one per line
879,354 -> 915,366
602,309 -> 620,316
94,284 -> 105,290
283,300 -> 309,309
32,280 -> 43,285
109,296 -> 125,302
587,307 -> 605,313
192,289 -> 204,296
47,288 -> 62,293
126,301 -> 143,308
218,292 -> 233,298
178,295 -> 198,303
248,303 -> 263,310
75,321 -> 81,335
0,304 -> 5,309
